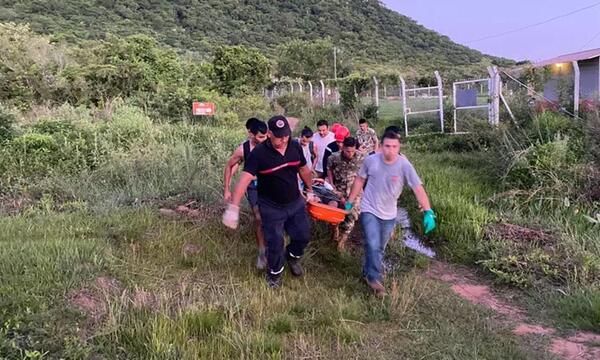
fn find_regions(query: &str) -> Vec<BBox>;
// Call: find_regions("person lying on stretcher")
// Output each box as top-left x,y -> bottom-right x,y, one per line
311,178 -> 341,208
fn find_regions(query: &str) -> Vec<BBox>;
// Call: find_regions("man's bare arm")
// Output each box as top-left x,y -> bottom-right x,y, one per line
347,176 -> 366,204
298,165 -> 313,192
223,146 -> 243,202
230,171 -> 255,207
412,185 -> 431,211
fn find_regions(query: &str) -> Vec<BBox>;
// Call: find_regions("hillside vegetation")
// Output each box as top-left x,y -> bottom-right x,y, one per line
0,0 -> 513,73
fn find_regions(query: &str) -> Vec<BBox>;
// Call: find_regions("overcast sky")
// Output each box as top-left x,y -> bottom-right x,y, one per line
382,0 -> 600,61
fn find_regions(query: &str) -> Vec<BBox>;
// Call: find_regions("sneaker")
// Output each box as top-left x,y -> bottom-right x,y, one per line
266,272 -> 282,288
365,278 -> 386,297
287,255 -> 304,277
256,252 -> 267,270
403,229 -> 436,258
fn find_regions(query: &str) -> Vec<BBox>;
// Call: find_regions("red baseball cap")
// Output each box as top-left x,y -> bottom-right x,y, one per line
334,126 -> 350,142
331,123 -> 341,133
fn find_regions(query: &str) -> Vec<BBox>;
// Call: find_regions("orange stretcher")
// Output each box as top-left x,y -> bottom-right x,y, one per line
306,201 -> 348,225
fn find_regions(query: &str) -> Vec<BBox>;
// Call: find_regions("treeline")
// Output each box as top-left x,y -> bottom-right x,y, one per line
0,0 -> 514,72
0,23 -> 272,122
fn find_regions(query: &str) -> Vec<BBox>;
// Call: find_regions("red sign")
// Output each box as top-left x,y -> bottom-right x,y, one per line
192,102 -> 216,116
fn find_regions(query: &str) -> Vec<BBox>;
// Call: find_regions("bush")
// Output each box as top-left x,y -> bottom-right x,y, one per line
100,104 -> 155,150
8,133 -> 60,176
505,137 -> 574,190
584,111 -> 600,166
362,103 -> 378,123
0,105 -> 16,142
406,122 -> 501,153
230,95 -> 271,122
274,92 -> 311,118
212,45 -> 271,96
297,104 -> 345,131
528,111 -> 574,142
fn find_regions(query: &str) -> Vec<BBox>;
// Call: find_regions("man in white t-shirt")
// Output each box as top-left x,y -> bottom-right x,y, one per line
298,126 -> 317,170
312,120 -> 336,178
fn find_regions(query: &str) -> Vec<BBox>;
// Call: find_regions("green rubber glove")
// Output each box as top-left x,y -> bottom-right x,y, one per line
344,201 -> 353,211
423,209 -> 436,234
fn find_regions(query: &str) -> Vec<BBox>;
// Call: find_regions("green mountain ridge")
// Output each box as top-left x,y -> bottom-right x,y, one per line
0,0 -> 514,73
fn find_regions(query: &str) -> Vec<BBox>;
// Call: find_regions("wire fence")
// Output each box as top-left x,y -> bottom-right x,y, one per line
266,65 -> 591,136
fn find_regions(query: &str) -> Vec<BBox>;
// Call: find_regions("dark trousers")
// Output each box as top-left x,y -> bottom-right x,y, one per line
258,197 -> 310,276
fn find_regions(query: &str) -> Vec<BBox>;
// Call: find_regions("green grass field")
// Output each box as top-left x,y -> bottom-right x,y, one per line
0,101 -> 598,358
0,188 -> 549,359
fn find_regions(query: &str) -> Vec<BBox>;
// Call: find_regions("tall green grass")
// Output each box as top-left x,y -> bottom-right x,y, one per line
0,206 -> 544,359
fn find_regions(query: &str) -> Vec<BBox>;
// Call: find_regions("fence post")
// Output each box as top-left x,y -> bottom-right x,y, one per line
373,76 -> 379,107
495,67 -> 501,125
400,75 -> 408,137
434,71 -> 444,133
290,82 -> 294,94
452,81 -> 457,133
320,80 -> 325,106
572,61 -> 580,118
298,81 -> 303,94
487,67 -> 500,126
487,73 -> 493,125
308,81 -> 313,103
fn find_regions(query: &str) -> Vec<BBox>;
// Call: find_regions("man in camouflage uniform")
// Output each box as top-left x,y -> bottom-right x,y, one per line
356,118 -> 379,155
327,137 -> 363,251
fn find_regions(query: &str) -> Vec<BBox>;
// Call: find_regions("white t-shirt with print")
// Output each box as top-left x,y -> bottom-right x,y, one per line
312,132 -> 335,172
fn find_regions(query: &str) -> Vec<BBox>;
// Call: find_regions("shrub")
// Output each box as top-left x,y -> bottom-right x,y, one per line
584,110 -> 600,166
362,103 -> 378,123
297,104 -> 345,131
504,137 -> 573,190
274,92 -> 311,118
528,111 -> 574,142
100,104 -> 155,150
230,95 -> 271,122
8,133 -> 60,176
0,105 -> 16,142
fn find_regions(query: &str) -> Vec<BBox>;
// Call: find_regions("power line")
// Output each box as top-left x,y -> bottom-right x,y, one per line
578,29 -> 600,50
501,70 -> 581,120
466,1 -> 600,44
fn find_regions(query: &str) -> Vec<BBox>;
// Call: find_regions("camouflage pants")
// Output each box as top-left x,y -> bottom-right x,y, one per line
339,195 -> 360,237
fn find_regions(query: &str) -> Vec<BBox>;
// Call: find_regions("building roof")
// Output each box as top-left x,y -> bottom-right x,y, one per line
535,48 -> 600,67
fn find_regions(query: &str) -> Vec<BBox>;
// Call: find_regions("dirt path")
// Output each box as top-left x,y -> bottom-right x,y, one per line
426,261 -> 600,360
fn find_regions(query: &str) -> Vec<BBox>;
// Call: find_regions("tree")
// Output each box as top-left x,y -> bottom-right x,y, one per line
73,34 -> 185,103
0,22 -> 70,108
212,45 -> 270,96
276,39 -> 352,80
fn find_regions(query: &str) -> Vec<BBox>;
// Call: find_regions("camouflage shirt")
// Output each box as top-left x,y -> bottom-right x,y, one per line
356,127 -> 378,154
327,152 -> 363,197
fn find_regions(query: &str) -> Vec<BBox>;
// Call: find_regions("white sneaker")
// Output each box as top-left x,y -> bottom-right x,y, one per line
403,230 -> 436,258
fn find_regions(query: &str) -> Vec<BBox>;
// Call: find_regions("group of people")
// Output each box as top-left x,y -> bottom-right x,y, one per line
222,115 -> 436,296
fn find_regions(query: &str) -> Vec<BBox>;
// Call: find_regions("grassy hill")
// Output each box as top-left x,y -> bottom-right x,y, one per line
0,0 -> 513,71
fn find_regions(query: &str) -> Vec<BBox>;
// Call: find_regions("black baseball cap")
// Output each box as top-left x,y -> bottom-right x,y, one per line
267,115 -> 291,138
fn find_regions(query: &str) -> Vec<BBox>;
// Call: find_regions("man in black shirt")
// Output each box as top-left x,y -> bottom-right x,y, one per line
223,115 -> 315,288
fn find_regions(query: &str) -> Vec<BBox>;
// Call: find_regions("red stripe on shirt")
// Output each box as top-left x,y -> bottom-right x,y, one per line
259,161 -> 301,175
